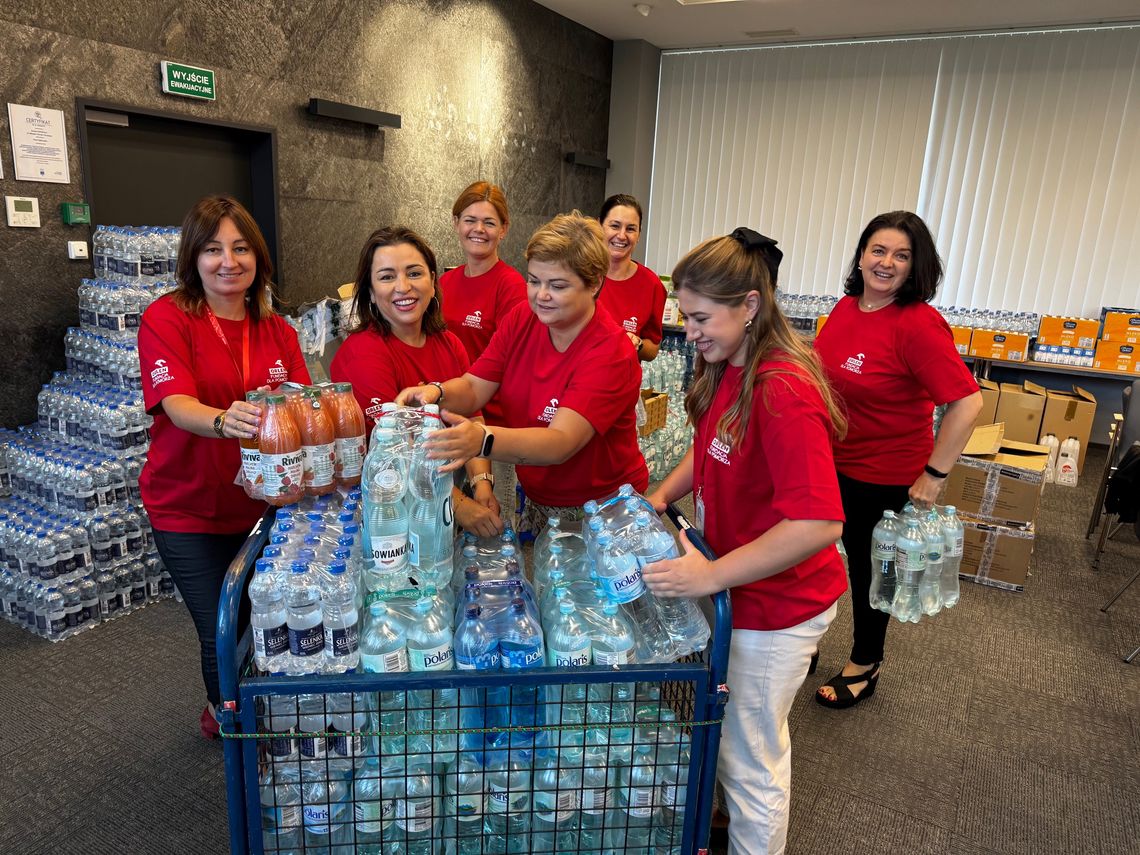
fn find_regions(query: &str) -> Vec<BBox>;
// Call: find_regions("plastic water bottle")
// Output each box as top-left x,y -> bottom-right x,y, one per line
628,510 -> 710,655
1040,433 -> 1059,483
320,560 -> 359,673
893,516 -> 926,623
444,752 -> 487,855
285,558 -> 325,675
608,741 -> 656,854
545,600 -> 591,750
579,743 -> 611,851
250,558 -> 289,673
394,757 -> 440,853
594,529 -> 673,661
499,597 -> 546,746
363,415 -> 410,591
300,751 -> 351,852
453,604 -> 503,752
359,602 -> 410,756
868,510 -> 899,611
259,762 -> 303,854
405,595 -> 458,761
352,753 -> 398,852
532,741 -> 581,853
939,505 -> 964,608
484,748 -> 532,853
918,511 -> 944,616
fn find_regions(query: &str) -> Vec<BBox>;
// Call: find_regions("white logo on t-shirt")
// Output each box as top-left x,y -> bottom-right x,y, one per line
150,358 -> 173,386
622,316 -> 638,333
708,437 -> 732,465
268,358 -> 288,383
539,397 -> 559,423
463,309 -> 484,329
366,397 -> 384,419
841,352 -> 865,374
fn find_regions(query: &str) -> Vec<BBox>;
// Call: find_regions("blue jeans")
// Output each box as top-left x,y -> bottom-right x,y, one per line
152,529 -> 250,707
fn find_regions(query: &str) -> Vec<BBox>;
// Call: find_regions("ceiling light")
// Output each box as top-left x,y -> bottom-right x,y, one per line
634,3 -> 652,16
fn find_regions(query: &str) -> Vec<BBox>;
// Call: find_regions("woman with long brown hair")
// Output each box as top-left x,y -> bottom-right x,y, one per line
642,227 -> 847,854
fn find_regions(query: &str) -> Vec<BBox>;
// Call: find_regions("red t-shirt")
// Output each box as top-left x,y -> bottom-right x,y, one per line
693,359 -> 847,631
814,296 -> 979,485
469,302 -> 648,507
597,262 -> 667,346
138,295 -> 311,534
329,327 -> 472,434
439,260 -> 526,425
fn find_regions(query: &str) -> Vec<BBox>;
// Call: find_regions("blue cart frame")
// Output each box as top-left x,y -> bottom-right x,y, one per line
218,505 -> 731,855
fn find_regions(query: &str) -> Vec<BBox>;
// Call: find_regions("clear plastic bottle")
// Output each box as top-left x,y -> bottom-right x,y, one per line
362,415 -> 410,591
259,761 -> 303,854
628,510 -> 710,655
405,595 -> 458,762
484,747 -> 532,854
320,560 -> 360,673
608,741 -> 656,854
594,529 -> 673,662
868,510 -> 899,612
250,558 -> 289,673
892,516 -> 926,624
444,752 -> 486,855
918,510 -> 945,616
285,557 -> 325,675
939,505 -> 964,608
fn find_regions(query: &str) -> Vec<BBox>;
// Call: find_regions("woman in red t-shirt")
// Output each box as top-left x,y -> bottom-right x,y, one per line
642,228 -> 848,854
139,195 -> 311,738
396,212 -> 648,533
330,226 -> 502,537
814,211 -> 981,709
438,181 -> 527,526
597,193 -> 667,361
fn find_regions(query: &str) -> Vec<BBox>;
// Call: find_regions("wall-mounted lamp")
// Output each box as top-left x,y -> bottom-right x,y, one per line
564,152 -> 611,170
307,98 -> 401,129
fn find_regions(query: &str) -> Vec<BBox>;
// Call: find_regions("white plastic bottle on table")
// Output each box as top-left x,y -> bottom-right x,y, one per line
1039,433 -> 1059,483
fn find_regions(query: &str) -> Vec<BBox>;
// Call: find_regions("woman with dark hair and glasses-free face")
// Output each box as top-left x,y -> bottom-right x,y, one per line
330,227 -> 502,537
813,211 -> 982,709
641,228 -> 847,854
397,212 -> 648,534
597,194 -> 667,361
439,181 -> 527,526
138,195 -> 310,738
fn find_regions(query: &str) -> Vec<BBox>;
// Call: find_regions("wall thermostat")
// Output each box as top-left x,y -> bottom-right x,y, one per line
5,196 -> 40,228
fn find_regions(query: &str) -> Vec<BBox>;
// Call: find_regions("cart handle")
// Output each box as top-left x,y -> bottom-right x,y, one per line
664,503 -> 732,668
217,508 -> 273,711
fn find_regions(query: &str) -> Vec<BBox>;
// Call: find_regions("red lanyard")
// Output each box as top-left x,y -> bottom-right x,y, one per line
204,305 -> 251,391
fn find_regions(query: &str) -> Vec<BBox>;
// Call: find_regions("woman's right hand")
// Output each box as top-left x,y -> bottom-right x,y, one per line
395,384 -> 439,407
221,399 -> 262,439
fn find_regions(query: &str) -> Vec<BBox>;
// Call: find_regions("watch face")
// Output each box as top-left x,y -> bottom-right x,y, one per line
481,432 -> 494,457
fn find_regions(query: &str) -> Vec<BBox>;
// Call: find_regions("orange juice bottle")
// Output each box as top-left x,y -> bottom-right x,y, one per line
298,387 -> 337,496
259,394 -> 304,507
331,382 -> 366,488
240,390 -> 266,497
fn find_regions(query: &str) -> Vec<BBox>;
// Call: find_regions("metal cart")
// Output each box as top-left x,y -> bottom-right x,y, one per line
219,505 -> 731,855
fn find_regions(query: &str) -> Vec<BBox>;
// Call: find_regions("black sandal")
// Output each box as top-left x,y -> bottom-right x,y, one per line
814,663 -> 881,709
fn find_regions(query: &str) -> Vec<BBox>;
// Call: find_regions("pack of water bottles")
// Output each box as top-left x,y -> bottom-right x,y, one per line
91,223 -> 182,285
640,339 -> 695,482
0,429 -> 171,641
869,504 -> 965,623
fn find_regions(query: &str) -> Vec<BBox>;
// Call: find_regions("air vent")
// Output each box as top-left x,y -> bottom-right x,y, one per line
744,28 -> 799,39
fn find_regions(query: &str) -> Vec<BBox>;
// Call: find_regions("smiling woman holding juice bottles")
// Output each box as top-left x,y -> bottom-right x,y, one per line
813,211 -> 981,711
439,181 -> 527,527
138,195 -> 310,739
641,228 -> 847,855
329,226 -> 502,538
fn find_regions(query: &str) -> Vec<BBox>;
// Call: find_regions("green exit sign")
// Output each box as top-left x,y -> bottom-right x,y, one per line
160,61 -> 216,101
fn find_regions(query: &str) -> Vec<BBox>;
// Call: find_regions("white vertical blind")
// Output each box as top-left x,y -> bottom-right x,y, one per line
648,27 -> 1140,316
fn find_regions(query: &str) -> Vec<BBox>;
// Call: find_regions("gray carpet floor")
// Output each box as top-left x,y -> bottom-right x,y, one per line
0,447 -> 1137,854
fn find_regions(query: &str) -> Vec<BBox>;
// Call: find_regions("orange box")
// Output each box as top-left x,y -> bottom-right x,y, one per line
1093,340 -> 1140,374
1101,311 -> 1140,344
815,314 -> 828,334
969,329 -> 1030,362
1036,316 -> 1100,348
950,325 -> 972,355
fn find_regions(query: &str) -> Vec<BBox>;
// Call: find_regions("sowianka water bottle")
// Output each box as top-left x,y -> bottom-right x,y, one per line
363,415 -> 410,591
939,506 -> 964,608
868,510 -> 899,612
892,516 -> 926,624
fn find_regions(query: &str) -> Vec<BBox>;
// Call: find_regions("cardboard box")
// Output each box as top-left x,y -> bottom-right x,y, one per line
638,389 -> 668,437
1093,340 -> 1140,374
994,381 -> 1047,444
947,325 -> 972,355
1036,315 -> 1099,348
938,424 -> 1049,528
958,516 -> 1035,592
1038,386 -> 1096,472
969,329 -> 1030,362
1101,310 -> 1140,343
815,314 -> 828,335
974,379 -> 999,428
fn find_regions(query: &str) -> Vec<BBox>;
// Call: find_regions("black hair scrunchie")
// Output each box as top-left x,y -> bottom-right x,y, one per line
730,226 -> 783,286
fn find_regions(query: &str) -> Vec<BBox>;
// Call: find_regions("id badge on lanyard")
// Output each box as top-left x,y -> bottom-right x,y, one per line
694,485 -> 706,534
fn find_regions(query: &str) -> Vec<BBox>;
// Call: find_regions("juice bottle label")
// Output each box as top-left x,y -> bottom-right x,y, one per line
262,451 -> 303,498
335,435 -> 366,479
240,446 -> 262,488
302,442 -> 336,488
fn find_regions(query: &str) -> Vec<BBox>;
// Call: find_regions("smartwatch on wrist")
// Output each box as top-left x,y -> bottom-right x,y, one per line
213,412 -> 227,438
477,425 -> 495,459
924,463 -> 949,479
